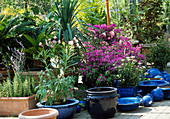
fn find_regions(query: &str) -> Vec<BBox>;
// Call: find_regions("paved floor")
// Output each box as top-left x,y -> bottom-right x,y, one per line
74,100 -> 170,119
0,100 -> 170,119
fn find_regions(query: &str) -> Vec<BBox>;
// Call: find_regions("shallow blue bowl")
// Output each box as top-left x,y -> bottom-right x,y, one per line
117,97 -> 142,111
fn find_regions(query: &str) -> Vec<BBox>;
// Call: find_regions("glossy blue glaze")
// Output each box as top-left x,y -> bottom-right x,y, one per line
117,97 -> 142,111
158,84 -> 170,99
163,74 -> 170,82
147,68 -> 161,77
142,94 -> 153,107
139,80 -> 169,86
76,105 -> 81,113
151,88 -> 164,101
85,87 -> 117,118
118,87 -> 138,97
161,71 -> 169,75
36,99 -> 79,119
154,75 -> 165,80
138,80 -> 169,96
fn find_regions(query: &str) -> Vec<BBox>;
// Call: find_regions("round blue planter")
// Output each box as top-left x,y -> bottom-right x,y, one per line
158,84 -> 170,99
163,74 -> 170,82
36,99 -> 79,119
138,80 -> 169,96
118,87 -> 138,97
151,88 -> 164,101
85,87 -> 117,118
117,97 -> 142,111
142,94 -> 153,107
147,68 -> 161,77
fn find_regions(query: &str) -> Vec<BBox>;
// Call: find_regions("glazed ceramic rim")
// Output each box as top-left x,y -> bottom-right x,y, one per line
159,83 -> 170,90
139,80 -> 169,86
37,99 -> 79,108
18,108 -> 59,119
86,87 -> 117,94
117,97 -> 142,106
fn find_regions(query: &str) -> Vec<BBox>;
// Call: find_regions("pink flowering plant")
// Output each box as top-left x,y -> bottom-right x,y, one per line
87,23 -> 123,46
79,24 -> 145,88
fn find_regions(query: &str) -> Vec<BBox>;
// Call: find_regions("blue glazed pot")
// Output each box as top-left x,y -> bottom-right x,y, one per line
117,97 -> 142,111
36,99 -> 79,119
163,74 -> 170,82
85,87 -> 117,118
158,84 -> 170,99
138,80 -> 169,96
151,88 -> 164,101
147,68 -> 161,77
118,87 -> 138,97
142,94 -> 153,107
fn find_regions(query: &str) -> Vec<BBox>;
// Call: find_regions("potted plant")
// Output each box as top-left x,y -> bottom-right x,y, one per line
0,41 -> 37,116
34,40 -> 79,119
116,56 -> 146,97
79,23 -> 146,118
0,73 -> 37,116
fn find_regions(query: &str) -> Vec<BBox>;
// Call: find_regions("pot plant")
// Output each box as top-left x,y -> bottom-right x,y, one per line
0,73 -> 36,116
0,41 -> 37,116
116,56 -> 146,97
34,40 -> 79,119
79,23 -> 147,118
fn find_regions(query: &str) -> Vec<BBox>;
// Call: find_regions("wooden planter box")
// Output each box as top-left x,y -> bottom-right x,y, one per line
0,94 -> 38,116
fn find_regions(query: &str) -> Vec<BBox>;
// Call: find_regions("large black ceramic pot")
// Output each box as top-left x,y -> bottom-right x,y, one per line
85,87 -> 117,118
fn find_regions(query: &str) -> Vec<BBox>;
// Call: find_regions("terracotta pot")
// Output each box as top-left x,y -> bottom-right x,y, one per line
0,94 -> 38,116
19,108 -> 59,119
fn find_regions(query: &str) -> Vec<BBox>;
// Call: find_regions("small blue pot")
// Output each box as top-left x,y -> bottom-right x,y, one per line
151,88 -> 164,101
142,94 -> 153,107
36,99 -> 79,119
117,97 -> 142,111
118,87 -> 138,97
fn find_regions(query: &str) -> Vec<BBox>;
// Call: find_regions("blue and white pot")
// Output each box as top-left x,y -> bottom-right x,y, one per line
36,99 -> 79,119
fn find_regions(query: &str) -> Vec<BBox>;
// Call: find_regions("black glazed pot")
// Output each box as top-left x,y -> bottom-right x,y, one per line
85,87 -> 117,118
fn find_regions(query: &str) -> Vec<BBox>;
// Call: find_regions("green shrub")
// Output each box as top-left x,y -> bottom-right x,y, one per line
0,73 -> 35,97
146,40 -> 170,71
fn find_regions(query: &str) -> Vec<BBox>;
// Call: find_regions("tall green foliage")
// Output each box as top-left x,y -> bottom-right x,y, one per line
0,73 -> 35,97
78,0 -> 107,25
53,0 -> 89,46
